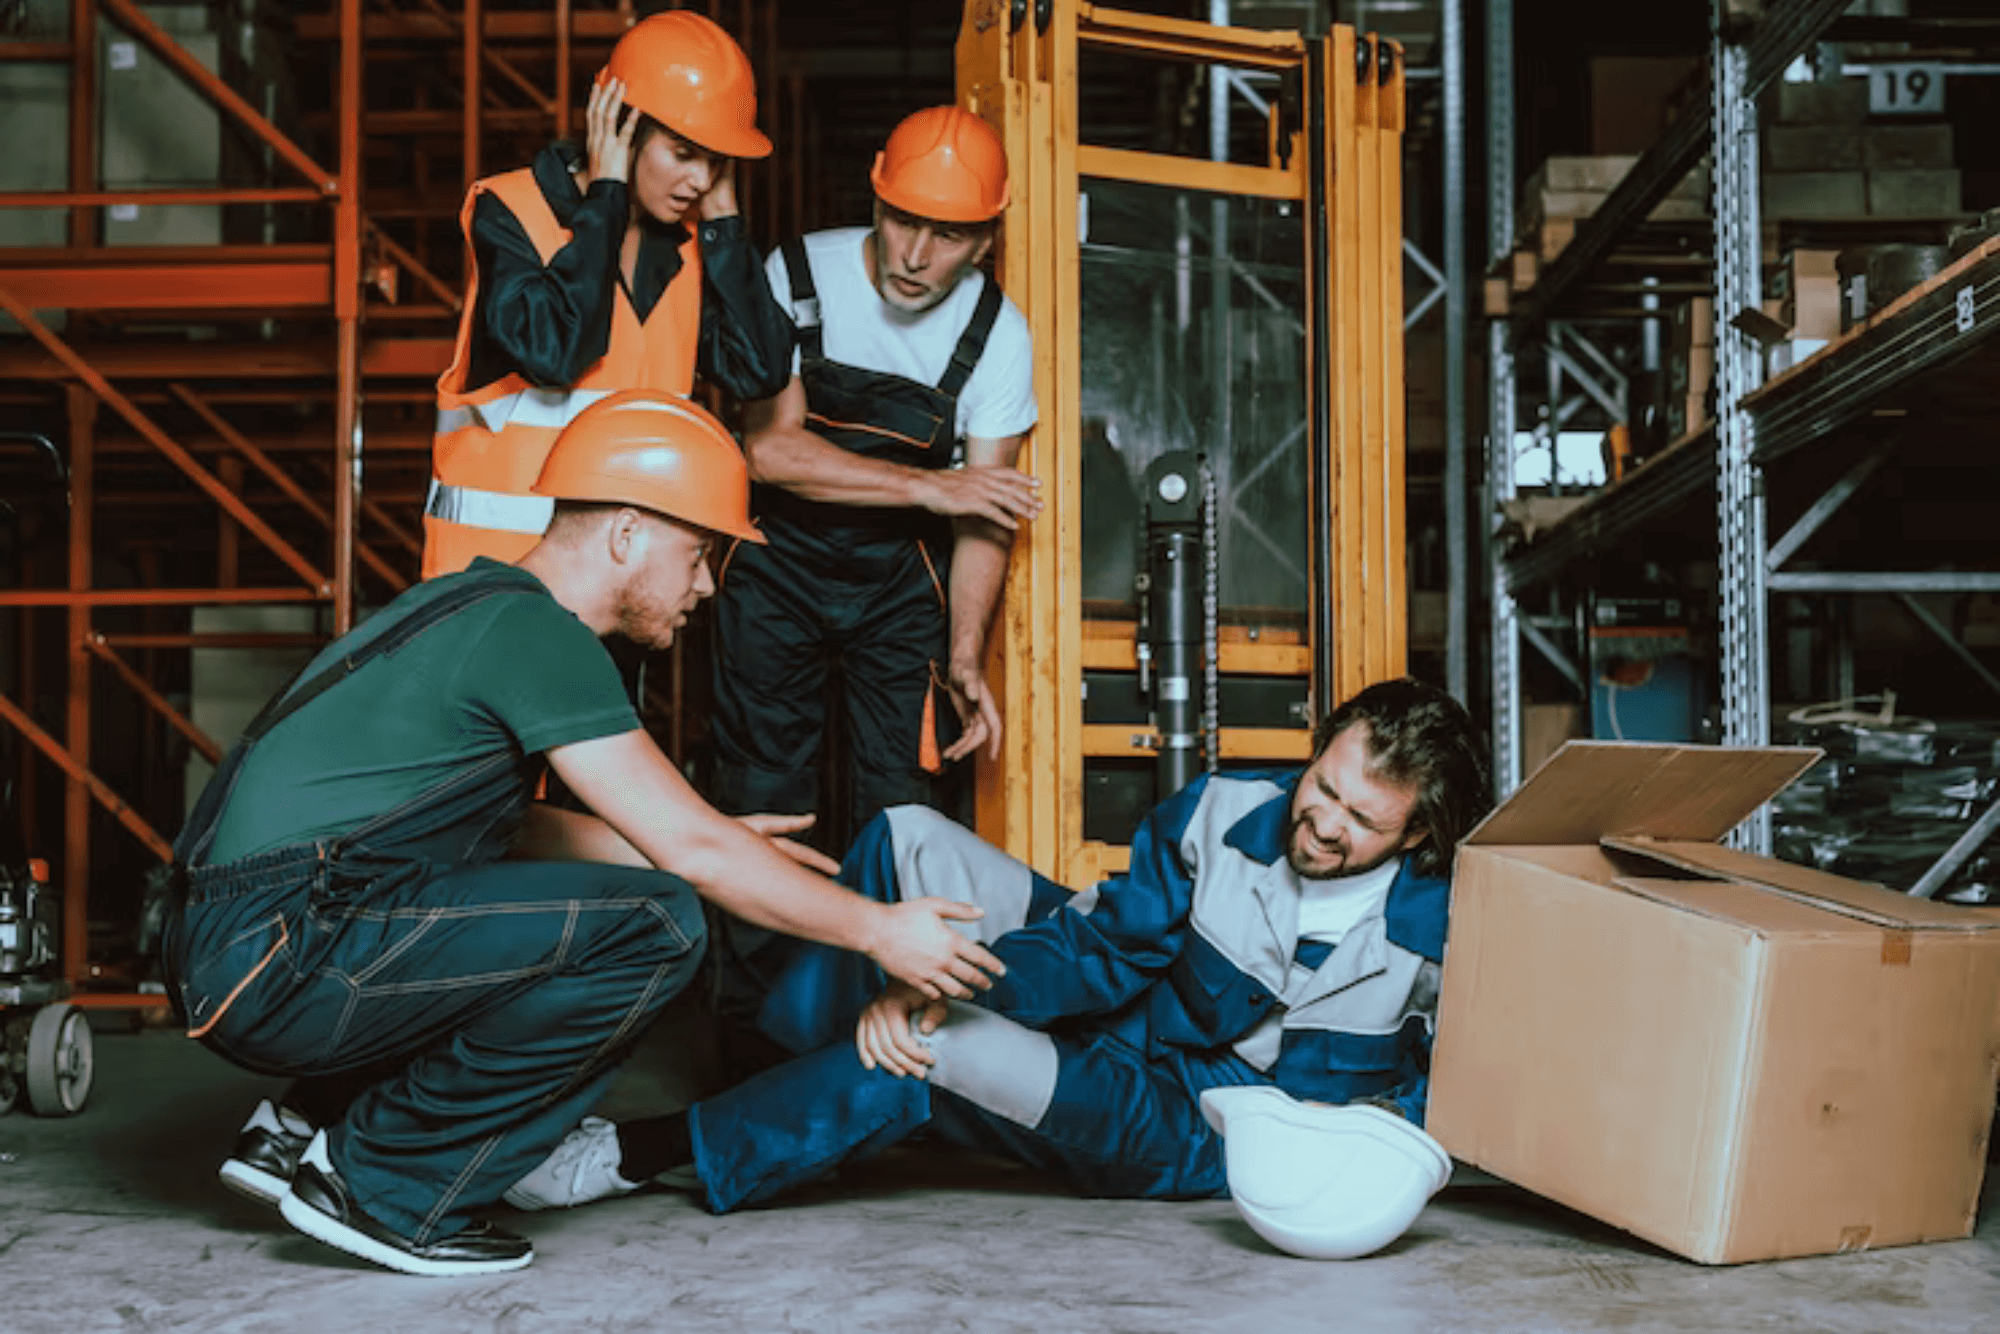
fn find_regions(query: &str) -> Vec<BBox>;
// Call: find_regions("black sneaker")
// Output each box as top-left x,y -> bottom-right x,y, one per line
279,1132 -> 534,1277
219,1100 -> 314,1205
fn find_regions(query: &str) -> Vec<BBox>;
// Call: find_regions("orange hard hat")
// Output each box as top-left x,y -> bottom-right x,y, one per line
870,106 -> 1009,224
598,11 -> 771,160
534,390 -> 765,544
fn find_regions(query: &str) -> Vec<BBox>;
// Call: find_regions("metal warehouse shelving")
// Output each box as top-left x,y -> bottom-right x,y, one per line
1487,0 -> 2000,875
0,1 -> 807,1008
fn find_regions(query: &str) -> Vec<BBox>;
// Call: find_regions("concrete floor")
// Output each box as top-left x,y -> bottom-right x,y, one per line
3,1018 -> 1997,1334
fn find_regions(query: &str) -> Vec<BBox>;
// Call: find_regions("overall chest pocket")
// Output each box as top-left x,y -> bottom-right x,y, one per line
804,366 -> 951,459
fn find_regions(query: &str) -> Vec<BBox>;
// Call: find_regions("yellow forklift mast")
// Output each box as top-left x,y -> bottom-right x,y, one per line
957,1 -> 1407,885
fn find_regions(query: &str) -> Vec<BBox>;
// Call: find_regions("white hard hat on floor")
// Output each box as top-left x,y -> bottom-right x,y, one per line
1199,1085 -> 1453,1260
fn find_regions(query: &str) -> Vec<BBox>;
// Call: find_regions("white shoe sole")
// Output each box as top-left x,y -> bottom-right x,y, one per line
501,1179 -> 640,1212
501,1185 -> 556,1212
653,1164 -> 700,1193
278,1190 -> 533,1277
218,1159 -> 290,1206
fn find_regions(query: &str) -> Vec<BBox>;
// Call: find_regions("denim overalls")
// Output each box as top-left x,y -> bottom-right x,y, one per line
708,235 -> 1005,841
162,566 -> 705,1243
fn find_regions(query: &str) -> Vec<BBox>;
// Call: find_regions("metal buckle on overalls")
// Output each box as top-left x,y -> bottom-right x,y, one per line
795,296 -> 821,329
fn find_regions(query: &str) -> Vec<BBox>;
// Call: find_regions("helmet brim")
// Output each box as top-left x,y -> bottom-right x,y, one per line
538,483 -> 768,546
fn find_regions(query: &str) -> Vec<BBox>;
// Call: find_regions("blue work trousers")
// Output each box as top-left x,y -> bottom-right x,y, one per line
687,811 -> 1242,1213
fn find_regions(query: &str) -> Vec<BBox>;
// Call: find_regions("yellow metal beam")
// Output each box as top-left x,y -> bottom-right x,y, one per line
961,2 -> 1405,883
1377,45 -> 1410,679
1078,3 -> 1306,70
1079,635 -> 1311,676
1082,725 -> 1314,761
1076,145 -> 1304,202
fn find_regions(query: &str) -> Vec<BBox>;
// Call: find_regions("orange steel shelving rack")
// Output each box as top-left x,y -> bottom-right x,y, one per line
0,1 -> 815,1008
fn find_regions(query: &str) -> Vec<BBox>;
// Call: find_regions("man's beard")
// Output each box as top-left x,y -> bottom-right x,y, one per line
614,583 -> 681,652
870,233 -> 956,314
1284,815 -> 1405,882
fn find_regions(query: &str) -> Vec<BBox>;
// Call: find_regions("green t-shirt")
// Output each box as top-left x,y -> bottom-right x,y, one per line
202,560 -> 640,864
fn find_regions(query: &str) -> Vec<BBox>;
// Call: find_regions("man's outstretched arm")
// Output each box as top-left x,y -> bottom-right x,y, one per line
546,730 -> 1004,1001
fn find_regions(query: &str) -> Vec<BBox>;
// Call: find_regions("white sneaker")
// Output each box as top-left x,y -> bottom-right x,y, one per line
503,1118 -> 641,1212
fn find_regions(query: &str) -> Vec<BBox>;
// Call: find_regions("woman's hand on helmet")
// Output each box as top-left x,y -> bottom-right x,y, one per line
587,77 -> 641,186
697,157 -> 740,221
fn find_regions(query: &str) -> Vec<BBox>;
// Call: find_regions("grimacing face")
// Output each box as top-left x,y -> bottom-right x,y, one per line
631,126 -> 722,225
868,204 -> 993,314
614,512 -> 715,651
1284,723 -> 1427,881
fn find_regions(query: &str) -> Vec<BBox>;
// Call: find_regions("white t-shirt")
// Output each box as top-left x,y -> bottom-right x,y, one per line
764,227 -> 1039,443
1295,856 -> 1400,948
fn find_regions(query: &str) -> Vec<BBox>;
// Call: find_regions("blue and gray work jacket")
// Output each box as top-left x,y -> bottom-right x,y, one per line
975,770 -> 1449,1122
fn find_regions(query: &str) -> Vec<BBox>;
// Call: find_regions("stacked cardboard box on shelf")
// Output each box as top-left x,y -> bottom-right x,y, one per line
1662,295 -> 1714,441
1589,56 -> 1701,156
1762,246 -> 1844,375
1511,156 -> 1709,286
1765,79 -> 1960,220
1772,248 -> 1843,340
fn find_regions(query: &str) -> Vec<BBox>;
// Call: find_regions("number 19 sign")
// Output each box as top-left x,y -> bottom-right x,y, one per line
1869,64 -> 1946,116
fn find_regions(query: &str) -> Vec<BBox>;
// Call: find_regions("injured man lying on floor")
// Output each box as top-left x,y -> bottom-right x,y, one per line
506,677 -> 1490,1252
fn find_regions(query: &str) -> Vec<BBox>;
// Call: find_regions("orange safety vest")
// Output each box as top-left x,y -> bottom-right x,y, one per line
425,168 -> 702,578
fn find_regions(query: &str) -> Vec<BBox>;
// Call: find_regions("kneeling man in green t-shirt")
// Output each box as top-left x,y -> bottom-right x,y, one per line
161,389 -> 1003,1278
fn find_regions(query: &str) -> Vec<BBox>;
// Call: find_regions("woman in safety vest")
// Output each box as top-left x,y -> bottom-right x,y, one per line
425,10 -> 793,577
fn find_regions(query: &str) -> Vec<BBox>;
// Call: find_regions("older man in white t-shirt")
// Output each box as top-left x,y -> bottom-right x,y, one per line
707,107 -> 1040,856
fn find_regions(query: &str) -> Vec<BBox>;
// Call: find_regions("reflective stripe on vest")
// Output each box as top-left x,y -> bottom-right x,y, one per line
426,166 -> 702,575
425,479 -> 556,534
435,384 -> 621,439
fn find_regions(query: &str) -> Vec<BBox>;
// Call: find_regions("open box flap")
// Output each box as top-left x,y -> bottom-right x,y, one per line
1609,877 -> 1886,936
1463,741 -> 1822,848
1604,836 -> 2000,933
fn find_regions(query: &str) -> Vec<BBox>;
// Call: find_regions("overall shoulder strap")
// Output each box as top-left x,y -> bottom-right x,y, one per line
247,573 -> 541,745
936,277 -> 1005,400
781,237 -> 823,363
175,573 -> 543,868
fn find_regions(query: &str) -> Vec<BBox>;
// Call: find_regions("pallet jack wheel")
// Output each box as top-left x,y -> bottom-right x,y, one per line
24,1002 -> 93,1116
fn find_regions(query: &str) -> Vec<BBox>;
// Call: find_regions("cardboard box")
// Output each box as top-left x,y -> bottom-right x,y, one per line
1866,169 -> 1962,218
1664,297 -> 1715,440
1517,156 -> 1708,251
1430,742 -> 2000,1265
1780,249 -> 1843,341
1510,248 -> 1538,293
1591,57 -> 1700,156
1764,170 -> 1866,220
1766,125 -> 1863,174
1529,156 -> 1707,197
1775,79 -> 1870,126
1863,125 -> 1954,172
1500,497 -> 1591,544
1523,703 -> 1587,778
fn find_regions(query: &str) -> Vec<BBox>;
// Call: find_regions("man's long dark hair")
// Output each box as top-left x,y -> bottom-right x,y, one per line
1309,677 -> 1491,879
